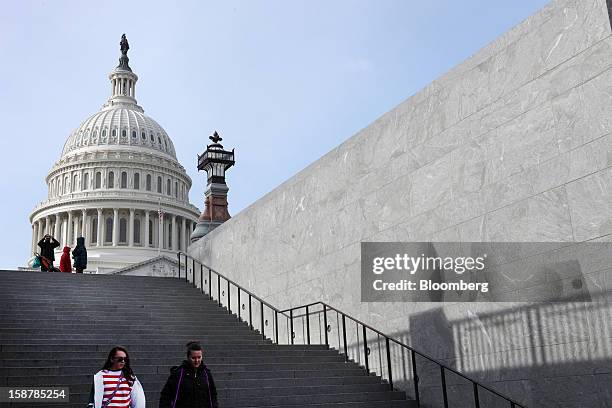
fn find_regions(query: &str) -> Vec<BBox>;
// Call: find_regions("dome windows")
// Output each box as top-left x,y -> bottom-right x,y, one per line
91,218 -> 98,244
61,110 -> 180,160
119,218 -> 127,243
148,220 -> 154,245
105,217 -> 113,243
94,172 -> 102,189
133,218 -> 141,244
67,169 -> 181,194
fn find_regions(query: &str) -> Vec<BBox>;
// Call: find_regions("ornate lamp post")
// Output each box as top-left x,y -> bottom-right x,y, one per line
191,131 -> 235,242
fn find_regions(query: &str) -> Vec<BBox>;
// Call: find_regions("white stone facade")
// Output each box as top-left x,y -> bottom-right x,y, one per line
29,42 -> 200,273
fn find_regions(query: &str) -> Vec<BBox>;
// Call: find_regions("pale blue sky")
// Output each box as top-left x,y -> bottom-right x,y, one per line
0,0 -> 550,268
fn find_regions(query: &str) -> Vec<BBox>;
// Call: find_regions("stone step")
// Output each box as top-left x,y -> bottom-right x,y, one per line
0,321 -> 253,329
0,349 -> 339,360
0,344 -> 328,352
4,373 -> 384,388
0,314 -> 250,322
4,399 -> 415,408
0,327 -> 259,336
20,380 -> 390,395
0,355 -> 346,368
2,366 -> 368,379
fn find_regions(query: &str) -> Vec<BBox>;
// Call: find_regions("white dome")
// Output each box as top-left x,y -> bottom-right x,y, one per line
29,35 -> 201,274
61,105 -> 177,159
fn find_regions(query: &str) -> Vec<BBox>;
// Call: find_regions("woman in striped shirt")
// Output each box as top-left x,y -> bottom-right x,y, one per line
88,346 -> 146,408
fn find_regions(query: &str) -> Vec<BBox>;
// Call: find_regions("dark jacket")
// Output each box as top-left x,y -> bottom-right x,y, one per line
59,246 -> 72,272
72,237 -> 87,269
159,361 -> 218,408
38,237 -> 60,261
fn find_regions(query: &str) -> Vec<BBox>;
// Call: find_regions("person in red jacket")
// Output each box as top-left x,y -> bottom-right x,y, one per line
59,246 -> 72,273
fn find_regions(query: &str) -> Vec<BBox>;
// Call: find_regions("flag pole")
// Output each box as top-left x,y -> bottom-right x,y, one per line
158,197 -> 162,256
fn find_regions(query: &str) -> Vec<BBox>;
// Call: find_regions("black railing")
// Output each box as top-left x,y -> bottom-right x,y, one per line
177,252 -> 290,343
177,252 -> 525,408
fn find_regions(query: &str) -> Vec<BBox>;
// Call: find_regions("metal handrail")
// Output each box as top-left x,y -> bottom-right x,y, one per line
177,252 -> 525,408
281,301 -> 524,408
177,252 -> 289,343
178,252 -> 284,314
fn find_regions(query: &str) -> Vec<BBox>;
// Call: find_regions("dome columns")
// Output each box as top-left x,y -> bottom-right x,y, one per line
144,211 -> 150,248
66,211 -> 73,246
31,208 -> 196,256
128,209 -> 135,247
96,209 -> 103,246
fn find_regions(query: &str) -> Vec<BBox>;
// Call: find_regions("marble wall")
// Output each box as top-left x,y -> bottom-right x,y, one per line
189,0 -> 612,406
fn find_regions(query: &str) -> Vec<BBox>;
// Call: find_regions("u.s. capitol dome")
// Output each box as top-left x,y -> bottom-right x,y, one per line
29,35 -> 200,273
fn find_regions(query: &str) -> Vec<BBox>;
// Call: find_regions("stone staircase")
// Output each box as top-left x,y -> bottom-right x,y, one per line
0,270 -> 415,407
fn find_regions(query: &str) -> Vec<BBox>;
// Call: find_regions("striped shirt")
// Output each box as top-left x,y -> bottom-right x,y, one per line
102,370 -> 132,407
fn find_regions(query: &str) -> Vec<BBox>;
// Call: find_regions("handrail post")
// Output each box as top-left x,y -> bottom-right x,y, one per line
411,350 -> 420,407
260,302 -> 265,339
441,366 -> 449,408
275,310 -> 279,344
249,294 -> 253,330
342,315 -> 348,362
208,268 -> 212,300
227,280 -> 231,314
363,326 -> 369,372
200,264 -> 203,293
290,309 -> 294,345
190,259 -> 194,283
473,383 -> 480,408
306,305 -> 310,345
177,253 -> 181,278
217,274 -> 221,307
386,337 -> 393,388
323,305 -> 328,347
237,289 -> 241,321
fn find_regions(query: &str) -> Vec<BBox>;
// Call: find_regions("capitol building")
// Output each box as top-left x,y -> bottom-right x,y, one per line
28,35 -> 200,273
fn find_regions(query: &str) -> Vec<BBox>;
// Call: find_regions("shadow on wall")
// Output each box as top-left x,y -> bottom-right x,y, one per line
364,293 -> 612,408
